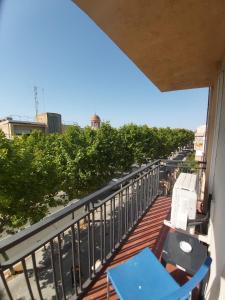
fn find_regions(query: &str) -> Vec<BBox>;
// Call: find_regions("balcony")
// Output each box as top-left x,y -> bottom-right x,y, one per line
0,153 -> 207,299
83,196 -> 172,300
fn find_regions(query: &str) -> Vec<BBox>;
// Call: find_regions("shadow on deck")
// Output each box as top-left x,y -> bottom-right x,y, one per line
83,196 -> 175,300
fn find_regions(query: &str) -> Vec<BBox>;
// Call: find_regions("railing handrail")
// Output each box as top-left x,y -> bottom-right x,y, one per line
1,172 -> 159,268
0,160 -> 161,252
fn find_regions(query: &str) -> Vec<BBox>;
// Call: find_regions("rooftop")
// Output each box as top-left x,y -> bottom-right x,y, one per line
0,119 -> 46,126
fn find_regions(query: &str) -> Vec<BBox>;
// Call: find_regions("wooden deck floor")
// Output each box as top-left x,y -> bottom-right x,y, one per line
83,196 -> 172,300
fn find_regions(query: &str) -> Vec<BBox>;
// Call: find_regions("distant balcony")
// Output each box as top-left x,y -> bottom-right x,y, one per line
0,151 -> 206,300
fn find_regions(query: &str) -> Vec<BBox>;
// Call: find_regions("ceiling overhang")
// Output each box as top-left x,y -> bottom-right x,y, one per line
73,0 -> 225,91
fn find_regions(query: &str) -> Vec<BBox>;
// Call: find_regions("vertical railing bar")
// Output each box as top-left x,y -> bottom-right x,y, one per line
153,169 -> 156,199
135,181 -> 138,221
0,269 -> 13,300
50,239 -> 60,300
76,221 -> 82,291
109,198 -> 113,253
145,174 -> 148,208
142,176 -> 145,212
21,258 -> 35,300
125,187 -> 128,231
87,214 -> 92,279
117,194 -> 119,243
126,187 -> 129,231
150,171 -> 153,203
31,252 -> 44,300
152,170 -> 155,199
137,179 -> 140,217
157,165 -> 160,196
120,191 -> 123,238
71,225 -> 78,295
118,192 -> 121,242
57,235 -> 66,300
148,171 -> 151,203
145,174 -> 148,207
134,180 -> 137,221
124,189 -> 127,235
121,190 -> 123,236
156,167 -> 158,196
151,171 -> 153,200
112,196 -> 115,250
131,181 -> 134,227
140,178 -> 143,214
128,186 -> 130,228
143,176 -> 146,210
144,174 -> 147,207
103,203 -> 106,261
100,205 -> 103,264
146,174 -> 149,206
92,211 -> 96,275
142,176 -> 145,211
149,171 -> 152,203
122,189 -> 125,236
126,187 -> 129,230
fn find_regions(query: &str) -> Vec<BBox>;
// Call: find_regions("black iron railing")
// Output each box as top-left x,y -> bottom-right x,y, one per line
0,160 -> 161,300
159,159 -> 206,199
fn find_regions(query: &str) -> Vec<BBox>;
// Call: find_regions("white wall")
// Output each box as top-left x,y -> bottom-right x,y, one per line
207,63 -> 225,299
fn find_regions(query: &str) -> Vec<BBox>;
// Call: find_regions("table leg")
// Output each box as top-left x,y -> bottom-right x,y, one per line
161,257 -> 167,268
107,276 -> 110,300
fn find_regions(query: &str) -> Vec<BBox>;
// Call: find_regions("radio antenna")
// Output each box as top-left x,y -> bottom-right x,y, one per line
33,86 -> 39,117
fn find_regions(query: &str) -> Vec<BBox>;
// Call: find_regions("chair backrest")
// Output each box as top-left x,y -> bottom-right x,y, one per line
160,256 -> 212,300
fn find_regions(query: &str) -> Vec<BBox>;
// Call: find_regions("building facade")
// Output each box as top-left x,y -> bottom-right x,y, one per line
0,112 -> 62,138
0,118 -> 46,139
36,112 -> 62,134
194,125 -> 206,161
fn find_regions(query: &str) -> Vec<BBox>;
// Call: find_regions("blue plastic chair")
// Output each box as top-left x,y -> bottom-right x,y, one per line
106,248 -> 211,300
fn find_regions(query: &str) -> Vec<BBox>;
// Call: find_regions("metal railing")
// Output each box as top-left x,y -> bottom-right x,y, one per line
159,159 -> 206,199
0,160 -> 161,300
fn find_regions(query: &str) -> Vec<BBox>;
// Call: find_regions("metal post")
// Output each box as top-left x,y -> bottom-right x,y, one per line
107,275 -> 110,300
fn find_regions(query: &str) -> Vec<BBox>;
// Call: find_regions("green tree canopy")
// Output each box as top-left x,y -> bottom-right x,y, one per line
0,124 -> 194,230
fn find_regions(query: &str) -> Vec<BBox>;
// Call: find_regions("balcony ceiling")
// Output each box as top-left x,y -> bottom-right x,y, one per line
73,0 -> 225,91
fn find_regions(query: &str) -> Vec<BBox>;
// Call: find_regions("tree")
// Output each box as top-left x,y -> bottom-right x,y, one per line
0,124 -> 194,230
0,131 -> 63,227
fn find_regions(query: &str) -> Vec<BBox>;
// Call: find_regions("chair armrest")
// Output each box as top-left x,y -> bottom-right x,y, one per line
159,256 -> 212,300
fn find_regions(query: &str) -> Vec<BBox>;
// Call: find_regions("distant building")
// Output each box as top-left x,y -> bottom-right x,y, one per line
194,124 -> 206,161
90,114 -> 101,129
36,112 -> 62,134
0,117 -> 46,139
0,112 -> 63,139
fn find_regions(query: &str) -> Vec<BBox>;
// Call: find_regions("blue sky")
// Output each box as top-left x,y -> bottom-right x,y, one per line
0,0 -> 208,129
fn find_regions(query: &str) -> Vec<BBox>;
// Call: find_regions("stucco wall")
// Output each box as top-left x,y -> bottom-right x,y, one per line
0,122 -> 12,139
206,62 -> 225,299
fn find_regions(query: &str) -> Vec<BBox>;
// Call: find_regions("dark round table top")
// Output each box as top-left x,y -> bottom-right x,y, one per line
162,231 -> 208,275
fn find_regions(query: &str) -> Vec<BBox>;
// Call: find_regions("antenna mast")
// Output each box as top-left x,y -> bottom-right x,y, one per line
34,86 -> 39,117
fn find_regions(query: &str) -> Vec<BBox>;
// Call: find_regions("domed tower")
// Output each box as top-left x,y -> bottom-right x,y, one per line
90,114 -> 101,129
